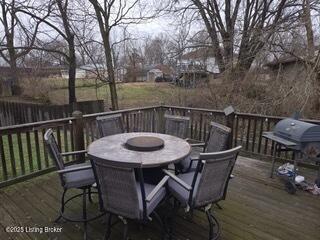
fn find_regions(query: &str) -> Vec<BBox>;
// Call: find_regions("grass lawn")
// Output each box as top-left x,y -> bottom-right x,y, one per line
48,82 -> 198,109
0,81 -> 205,181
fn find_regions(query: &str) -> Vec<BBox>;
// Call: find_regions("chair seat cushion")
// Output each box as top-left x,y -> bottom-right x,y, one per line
63,163 -> 95,189
136,182 -> 166,218
179,156 -> 199,172
168,172 -> 201,207
179,147 -> 202,172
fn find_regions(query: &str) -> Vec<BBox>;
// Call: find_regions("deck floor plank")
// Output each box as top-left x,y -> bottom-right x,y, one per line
0,156 -> 319,240
0,191 -> 37,240
0,199 -> 30,240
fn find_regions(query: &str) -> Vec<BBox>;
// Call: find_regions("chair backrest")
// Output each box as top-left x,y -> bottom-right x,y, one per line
164,114 -> 190,139
190,146 -> 242,208
44,129 -> 64,170
96,114 -> 124,137
91,158 -> 143,220
130,111 -> 143,132
205,122 -> 231,153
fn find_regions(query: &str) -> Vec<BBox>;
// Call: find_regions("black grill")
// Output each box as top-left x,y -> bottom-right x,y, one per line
263,118 -> 320,193
265,118 -> 320,158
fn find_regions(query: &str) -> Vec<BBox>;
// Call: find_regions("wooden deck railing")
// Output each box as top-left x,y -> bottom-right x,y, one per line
1,105 -> 319,188
163,106 -> 320,163
0,100 -> 105,127
0,106 -> 161,188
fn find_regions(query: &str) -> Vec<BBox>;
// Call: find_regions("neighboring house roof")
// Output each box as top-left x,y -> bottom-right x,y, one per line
153,64 -> 173,75
181,48 -> 215,60
264,56 -> 302,68
265,46 -> 320,68
143,64 -> 174,75
149,69 -> 162,73
79,64 -> 106,71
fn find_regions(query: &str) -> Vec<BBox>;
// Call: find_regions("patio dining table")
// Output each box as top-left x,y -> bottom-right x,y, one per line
87,132 -> 191,168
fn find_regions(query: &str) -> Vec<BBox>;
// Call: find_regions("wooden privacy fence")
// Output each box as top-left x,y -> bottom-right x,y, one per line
0,100 -> 104,127
0,105 -> 320,188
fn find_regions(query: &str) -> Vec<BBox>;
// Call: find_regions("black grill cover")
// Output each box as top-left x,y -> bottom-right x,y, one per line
274,118 -> 320,143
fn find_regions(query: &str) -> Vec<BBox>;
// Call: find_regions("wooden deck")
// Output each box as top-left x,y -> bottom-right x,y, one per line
0,156 -> 319,240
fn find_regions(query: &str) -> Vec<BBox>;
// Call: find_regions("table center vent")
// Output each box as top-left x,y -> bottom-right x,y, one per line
125,136 -> 164,151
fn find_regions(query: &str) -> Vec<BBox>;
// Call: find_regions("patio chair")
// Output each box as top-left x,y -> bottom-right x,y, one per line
90,157 -> 170,240
96,113 -> 124,137
44,129 -> 103,239
164,114 -> 190,139
129,111 -> 144,132
163,146 -> 242,240
179,122 -> 231,173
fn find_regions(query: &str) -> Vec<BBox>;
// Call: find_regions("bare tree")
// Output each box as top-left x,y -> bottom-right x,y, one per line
126,39 -> 144,82
0,0 -> 47,94
88,0 -> 124,110
88,0 -> 164,110
177,0 -> 298,79
55,0 -> 77,105
12,0 -> 82,106
144,34 -> 169,65
303,0 -> 315,58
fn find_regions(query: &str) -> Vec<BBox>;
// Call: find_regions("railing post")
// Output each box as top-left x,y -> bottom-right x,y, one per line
224,106 -> 235,149
72,110 -> 85,162
157,106 -> 166,133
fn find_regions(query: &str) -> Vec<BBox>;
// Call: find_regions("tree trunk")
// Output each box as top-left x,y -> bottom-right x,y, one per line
88,0 -> 119,110
8,39 -> 20,95
104,34 -> 119,110
303,0 -> 314,58
8,56 -> 19,95
68,36 -> 77,107
56,0 -> 77,107
191,0 -> 225,73
302,0 -> 317,110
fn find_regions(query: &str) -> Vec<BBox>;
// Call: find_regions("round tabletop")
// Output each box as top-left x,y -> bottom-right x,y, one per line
87,132 -> 191,168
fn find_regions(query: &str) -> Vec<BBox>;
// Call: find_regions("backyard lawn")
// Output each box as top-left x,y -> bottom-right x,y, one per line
48,82 -> 198,109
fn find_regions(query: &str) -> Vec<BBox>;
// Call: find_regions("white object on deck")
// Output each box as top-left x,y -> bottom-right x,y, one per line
295,175 -> 305,184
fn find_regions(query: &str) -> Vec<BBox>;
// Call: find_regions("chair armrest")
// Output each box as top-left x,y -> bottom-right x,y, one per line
57,165 -> 92,174
61,150 -> 87,157
180,156 -> 204,174
190,143 -> 205,148
146,176 -> 170,203
185,138 -> 202,144
190,156 -> 200,161
190,157 -> 205,165
162,169 -> 192,191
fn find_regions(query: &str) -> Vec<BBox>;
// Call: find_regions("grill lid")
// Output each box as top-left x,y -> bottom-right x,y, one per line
274,118 -> 320,142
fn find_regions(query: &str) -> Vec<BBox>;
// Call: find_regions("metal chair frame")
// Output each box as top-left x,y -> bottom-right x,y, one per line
96,113 -> 125,138
90,158 -> 170,240
164,114 -> 190,139
164,146 -> 242,240
44,129 -> 105,239
184,121 -> 231,173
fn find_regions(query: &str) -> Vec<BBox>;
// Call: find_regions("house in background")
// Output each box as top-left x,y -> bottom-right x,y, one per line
146,64 -> 174,82
175,48 -> 220,88
115,67 -> 127,82
61,69 -> 86,79
263,46 -> 320,82
179,48 -> 220,74
264,56 -> 308,82
147,68 -> 163,81
61,64 -> 107,79
123,64 -> 174,82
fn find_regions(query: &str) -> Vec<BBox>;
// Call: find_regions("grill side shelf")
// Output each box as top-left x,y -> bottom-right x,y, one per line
262,132 -> 298,147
